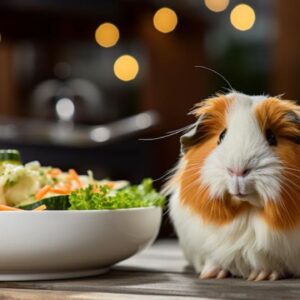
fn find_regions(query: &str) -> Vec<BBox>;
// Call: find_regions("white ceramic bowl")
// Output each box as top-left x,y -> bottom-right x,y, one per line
0,207 -> 162,281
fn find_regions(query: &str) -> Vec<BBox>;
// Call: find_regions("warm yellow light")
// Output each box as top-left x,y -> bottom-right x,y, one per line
204,0 -> 229,12
113,55 -> 139,82
230,4 -> 256,31
95,22 -> 119,48
153,7 -> 178,34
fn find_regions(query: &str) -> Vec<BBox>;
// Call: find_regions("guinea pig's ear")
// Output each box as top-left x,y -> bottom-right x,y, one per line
180,114 -> 207,154
180,95 -> 229,153
285,110 -> 300,144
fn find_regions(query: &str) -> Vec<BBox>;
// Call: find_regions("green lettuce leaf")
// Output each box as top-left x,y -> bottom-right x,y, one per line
68,178 -> 165,210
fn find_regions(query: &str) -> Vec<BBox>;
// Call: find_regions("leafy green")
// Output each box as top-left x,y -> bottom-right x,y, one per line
68,178 -> 165,210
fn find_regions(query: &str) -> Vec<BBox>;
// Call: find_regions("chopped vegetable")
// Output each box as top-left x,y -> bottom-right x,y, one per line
68,169 -> 83,188
2,163 -> 41,206
35,185 -> 51,200
48,168 -> 62,177
33,204 -> 47,211
105,181 -> 115,189
0,149 -> 165,211
18,195 -> 70,210
69,178 -> 165,210
0,204 -> 22,211
0,149 -> 22,165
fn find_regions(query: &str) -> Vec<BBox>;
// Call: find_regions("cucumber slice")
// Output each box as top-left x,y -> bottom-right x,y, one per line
0,149 -> 21,164
18,195 -> 70,210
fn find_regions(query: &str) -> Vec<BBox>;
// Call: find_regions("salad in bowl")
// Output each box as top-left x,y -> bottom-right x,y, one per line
0,149 -> 165,280
0,149 -> 165,211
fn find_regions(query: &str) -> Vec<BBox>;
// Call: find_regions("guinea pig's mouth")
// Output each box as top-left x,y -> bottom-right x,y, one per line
229,192 -> 263,207
231,193 -> 248,199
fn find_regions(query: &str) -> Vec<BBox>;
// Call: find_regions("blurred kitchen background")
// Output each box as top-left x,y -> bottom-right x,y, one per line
0,0 -> 297,233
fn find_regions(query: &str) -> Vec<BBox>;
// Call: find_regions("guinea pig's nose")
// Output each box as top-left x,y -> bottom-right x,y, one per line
227,167 -> 252,177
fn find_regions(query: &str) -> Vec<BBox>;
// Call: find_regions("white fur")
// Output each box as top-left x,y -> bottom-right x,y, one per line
169,93 -> 300,278
201,93 -> 282,205
170,187 -> 300,278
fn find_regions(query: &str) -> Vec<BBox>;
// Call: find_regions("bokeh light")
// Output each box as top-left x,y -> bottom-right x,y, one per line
113,55 -> 139,82
153,7 -> 178,34
204,0 -> 229,13
55,98 -> 75,121
230,4 -> 256,31
90,127 -> 111,142
95,22 -> 120,48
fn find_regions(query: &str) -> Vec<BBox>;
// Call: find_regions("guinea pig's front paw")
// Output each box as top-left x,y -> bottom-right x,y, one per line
199,264 -> 230,279
247,270 -> 282,281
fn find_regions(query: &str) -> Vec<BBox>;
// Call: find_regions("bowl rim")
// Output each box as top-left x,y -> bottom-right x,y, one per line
0,206 -> 162,214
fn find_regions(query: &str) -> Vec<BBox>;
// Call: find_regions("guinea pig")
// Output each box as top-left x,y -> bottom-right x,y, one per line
165,92 -> 300,281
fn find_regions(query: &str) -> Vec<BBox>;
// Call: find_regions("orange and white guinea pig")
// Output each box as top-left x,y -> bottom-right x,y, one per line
165,92 -> 300,281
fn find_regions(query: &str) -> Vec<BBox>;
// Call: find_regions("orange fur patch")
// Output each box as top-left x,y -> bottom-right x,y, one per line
178,96 -> 249,225
180,138 -> 249,225
256,98 -> 300,230
191,95 -> 231,138
255,98 -> 300,138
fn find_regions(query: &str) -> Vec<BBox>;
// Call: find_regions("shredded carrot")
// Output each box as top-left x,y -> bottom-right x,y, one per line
105,181 -> 115,189
35,185 -> 51,200
50,188 -> 70,195
68,169 -> 83,188
0,205 -> 22,211
33,204 -> 47,211
68,169 -> 78,179
93,185 -> 100,193
64,182 -> 71,190
48,168 -> 62,177
63,182 -> 72,193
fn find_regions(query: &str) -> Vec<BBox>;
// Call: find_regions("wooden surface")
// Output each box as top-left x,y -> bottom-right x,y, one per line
0,240 -> 300,299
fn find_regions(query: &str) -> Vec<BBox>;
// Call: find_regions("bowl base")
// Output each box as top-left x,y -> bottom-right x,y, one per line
0,267 -> 110,281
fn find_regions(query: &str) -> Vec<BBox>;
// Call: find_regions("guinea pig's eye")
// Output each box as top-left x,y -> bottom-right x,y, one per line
218,129 -> 227,145
266,128 -> 277,146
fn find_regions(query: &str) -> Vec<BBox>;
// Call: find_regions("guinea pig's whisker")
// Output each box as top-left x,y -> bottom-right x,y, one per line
281,181 -> 300,196
188,159 -> 206,165
278,177 -> 294,195
279,175 -> 300,195
194,65 -> 234,91
153,168 -> 179,183
139,124 -> 194,141
185,166 -> 205,172
282,169 -> 300,182
180,179 -> 203,195
182,131 -> 214,145
280,161 -> 300,172
169,125 -> 195,134
282,166 -> 300,173
179,176 -> 202,192
181,180 -> 209,199
270,179 -> 294,213
281,169 -> 300,183
184,166 -> 205,173
276,196 -> 294,224
281,165 -> 300,171
255,163 -> 282,171
193,184 -> 206,197
279,175 -> 298,189
276,185 -> 296,222
187,160 -> 203,167
186,162 -> 204,168
196,184 -> 209,196
162,207 -> 170,217
185,161 -> 212,170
